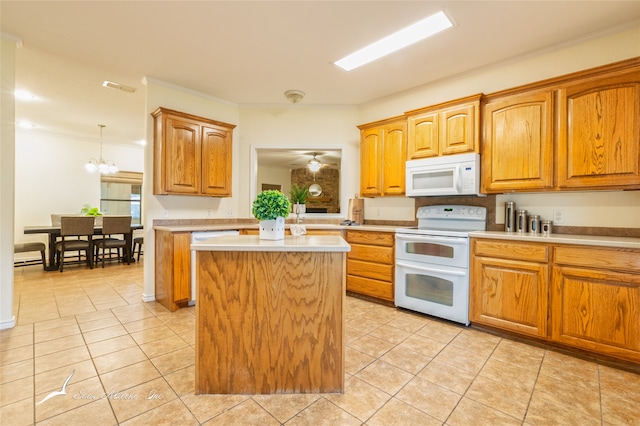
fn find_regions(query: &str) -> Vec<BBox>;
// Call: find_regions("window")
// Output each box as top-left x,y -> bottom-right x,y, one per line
100,171 -> 142,225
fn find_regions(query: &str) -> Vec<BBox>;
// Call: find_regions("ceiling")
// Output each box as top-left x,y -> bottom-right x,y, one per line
3,1 -> 640,147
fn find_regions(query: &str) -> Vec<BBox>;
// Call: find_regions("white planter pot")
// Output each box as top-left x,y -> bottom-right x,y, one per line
292,203 -> 306,215
259,216 -> 285,240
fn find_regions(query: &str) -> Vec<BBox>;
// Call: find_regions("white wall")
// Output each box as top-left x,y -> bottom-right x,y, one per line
14,130 -> 144,248
358,24 -> 640,226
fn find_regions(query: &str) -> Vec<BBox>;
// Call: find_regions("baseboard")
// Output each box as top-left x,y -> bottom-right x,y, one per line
0,316 -> 16,330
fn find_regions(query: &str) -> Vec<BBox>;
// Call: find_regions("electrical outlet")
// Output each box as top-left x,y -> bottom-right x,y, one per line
206,210 -> 213,218
377,209 -> 382,217
162,209 -> 169,218
553,209 -> 564,224
226,209 -> 233,217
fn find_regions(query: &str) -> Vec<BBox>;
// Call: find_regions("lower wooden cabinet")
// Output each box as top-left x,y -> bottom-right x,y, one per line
345,230 -> 394,302
471,239 -> 549,338
155,230 -> 191,312
471,238 -> 640,363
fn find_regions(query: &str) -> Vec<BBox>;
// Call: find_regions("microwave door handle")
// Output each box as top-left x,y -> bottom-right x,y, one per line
454,164 -> 462,192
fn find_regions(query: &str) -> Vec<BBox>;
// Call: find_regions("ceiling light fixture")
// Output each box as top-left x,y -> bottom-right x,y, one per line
102,80 -> 136,93
308,153 -> 322,172
284,90 -> 305,104
85,124 -> 118,174
334,10 -> 453,71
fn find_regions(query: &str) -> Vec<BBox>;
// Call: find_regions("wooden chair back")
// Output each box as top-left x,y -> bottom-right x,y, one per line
102,216 -> 132,235
60,216 -> 95,236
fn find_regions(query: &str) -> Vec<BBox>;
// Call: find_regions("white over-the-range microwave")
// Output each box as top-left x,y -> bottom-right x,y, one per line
405,152 -> 483,197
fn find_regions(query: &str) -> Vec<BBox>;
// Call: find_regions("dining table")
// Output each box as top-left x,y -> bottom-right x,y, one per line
24,224 -> 143,271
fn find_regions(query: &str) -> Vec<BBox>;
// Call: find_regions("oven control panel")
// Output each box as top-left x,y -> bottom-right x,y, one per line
416,205 -> 486,220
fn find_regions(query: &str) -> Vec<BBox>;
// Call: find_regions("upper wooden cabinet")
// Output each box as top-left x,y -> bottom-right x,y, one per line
481,58 -> 640,194
406,94 -> 481,159
481,89 -> 555,193
358,117 -> 407,197
557,67 -> 640,190
152,107 -> 236,196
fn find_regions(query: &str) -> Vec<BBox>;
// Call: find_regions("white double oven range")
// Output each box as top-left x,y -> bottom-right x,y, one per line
395,205 -> 487,326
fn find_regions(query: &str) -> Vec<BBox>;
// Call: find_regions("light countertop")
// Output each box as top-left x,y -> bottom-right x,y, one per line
471,231 -> 640,249
191,234 -> 351,252
154,223 -> 399,233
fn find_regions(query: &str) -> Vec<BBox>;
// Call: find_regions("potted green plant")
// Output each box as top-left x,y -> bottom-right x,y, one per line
80,204 -> 103,225
289,184 -> 308,216
252,190 -> 291,240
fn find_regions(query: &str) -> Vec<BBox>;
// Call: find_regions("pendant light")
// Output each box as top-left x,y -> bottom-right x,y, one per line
307,153 -> 321,172
85,124 -> 118,174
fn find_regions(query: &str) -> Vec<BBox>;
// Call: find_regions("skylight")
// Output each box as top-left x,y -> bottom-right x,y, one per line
334,10 -> 453,71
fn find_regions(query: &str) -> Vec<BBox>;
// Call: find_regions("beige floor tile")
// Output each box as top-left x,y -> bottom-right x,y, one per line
150,346 -> 195,376
433,344 -> 490,374
599,364 -> 640,404
355,360 -> 414,395
465,374 -> 531,420
99,360 -> 161,394
368,324 -> 412,345
386,312 -> 431,333
418,359 -> 476,395
348,334 -> 396,359
0,396 -> 33,425
77,315 -> 121,333
490,337 -> 545,372
344,346 -> 376,375
285,398 -> 360,426
38,397 -> 117,426
35,333 -> 85,357
34,316 -> 78,332
58,302 -> 98,318
164,365 -> 195,397
35,375 -> 105,423
532,374 -> 602,419
479,357 -> 538,393
34,323 -> 81,344
1,375 -> 33,407
344,324 -> 368,343
253,393 -> 321,423
111,304 -> 156,324
601,392 -> 640,425
415,319 -> 462,344
1,344 -> 33,366
525,392 -> 601,425
34,345 -> 91,374
122,316 -> 164,333
120,398 -> 198,425
130,325 -> 177,345
325,375 -> 391,421
139,334 -> 189,358
365,397 -> 442,426
379,345 -> 432,374
0,357 -> 33,384
87,333 -> 137,358
345,316 -> 385,335
0,332 -> 33,351
93,346 -> 149,374
396,375 -> 461,421
82,323 -> 128,344
447,397 -> 522,426
0,323 -> 33,338
449,329 -> 500,356
180,392 -> 248,423
110,377 -> 178,423
75,309 -> 116,324
539,350 -> 600,390
394,334 -> 447,358
35,359 -> 96,395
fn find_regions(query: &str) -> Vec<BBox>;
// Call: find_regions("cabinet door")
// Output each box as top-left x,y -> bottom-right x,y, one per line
172,232 -> 192,303
557,70 -> 640,189
164,116 -> 201,194
407,111 -> 439,159
201,125 -> 232,196
382,122 -> 406,195
360,128 -> 382,197
471,256 -> 549,337
551,266 -> 640,362
481,90 -> 554,193
440,102 -> 478,156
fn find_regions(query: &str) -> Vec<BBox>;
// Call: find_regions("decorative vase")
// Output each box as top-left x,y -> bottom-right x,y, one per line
259,216 -> 285,240
292,203 -> 306,215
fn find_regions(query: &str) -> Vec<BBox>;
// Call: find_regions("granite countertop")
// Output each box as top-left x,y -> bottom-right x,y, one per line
471,231 -> 640,249
154,222 -> 400,233
191,234 -> 351,252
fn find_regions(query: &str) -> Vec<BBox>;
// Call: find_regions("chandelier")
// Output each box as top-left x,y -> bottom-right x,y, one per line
85,124 -> 118,174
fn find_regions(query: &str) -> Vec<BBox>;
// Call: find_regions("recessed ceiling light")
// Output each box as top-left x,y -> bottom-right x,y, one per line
18,120 -> 36,129
334,10 -> 453,71
15,89 -> 37,101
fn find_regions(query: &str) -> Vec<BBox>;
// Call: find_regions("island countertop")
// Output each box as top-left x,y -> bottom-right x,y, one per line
190,234 -> 351,252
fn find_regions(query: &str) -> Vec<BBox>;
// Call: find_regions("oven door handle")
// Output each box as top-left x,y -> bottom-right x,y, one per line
396,261 -> 468,277
396,234 -> 467,244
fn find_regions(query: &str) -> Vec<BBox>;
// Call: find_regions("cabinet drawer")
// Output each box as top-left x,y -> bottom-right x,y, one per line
347,275 -> 394,302
554,245 -> 640,273
347,259 -> 393,282
473,239 -> 549,263
347,243 -> 394,264
346,230 -> 394,247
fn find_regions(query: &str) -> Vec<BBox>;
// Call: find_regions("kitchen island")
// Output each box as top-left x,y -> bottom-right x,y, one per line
191,234 -> 350,394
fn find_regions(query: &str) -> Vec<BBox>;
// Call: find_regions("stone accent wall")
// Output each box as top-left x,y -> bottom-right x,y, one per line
291,168 -> 340,213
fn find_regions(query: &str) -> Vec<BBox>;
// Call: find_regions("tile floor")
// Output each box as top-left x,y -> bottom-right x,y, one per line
2,260 -> 640,425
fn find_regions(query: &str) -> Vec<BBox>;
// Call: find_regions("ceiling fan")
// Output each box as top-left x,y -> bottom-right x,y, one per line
291,152 -> 338,170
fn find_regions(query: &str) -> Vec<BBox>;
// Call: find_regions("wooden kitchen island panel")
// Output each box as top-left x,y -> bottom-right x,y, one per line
194,235 -> 348,394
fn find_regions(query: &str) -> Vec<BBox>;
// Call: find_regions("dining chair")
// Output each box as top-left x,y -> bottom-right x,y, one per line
132,236 -> 144,261
55,216 -> 95,272
95,216 -> 132,268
